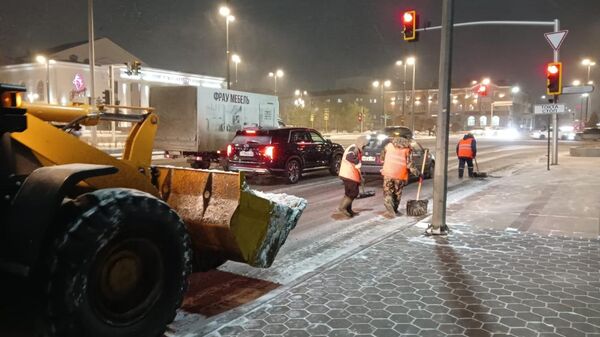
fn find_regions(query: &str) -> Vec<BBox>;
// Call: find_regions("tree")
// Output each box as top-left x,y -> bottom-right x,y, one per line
333,102 -> 369,132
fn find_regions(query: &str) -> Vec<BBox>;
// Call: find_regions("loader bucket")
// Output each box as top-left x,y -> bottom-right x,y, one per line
154,166 -> 307,268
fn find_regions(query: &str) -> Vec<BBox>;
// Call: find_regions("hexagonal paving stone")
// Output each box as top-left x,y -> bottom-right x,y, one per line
284,318 -> 310,329
261,323 -> 288,334
498,317 -> 527,328
264,314 -> 289,324
282,330 -> 310,337
306,314 -> 330,324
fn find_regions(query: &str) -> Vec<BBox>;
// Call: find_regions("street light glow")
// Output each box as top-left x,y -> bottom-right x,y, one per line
395,60 -> 403,66
384,80 -> 391,87
36,55 -> 47,64
276,69 -> 284,77
231,54 -> 241,63
482,78 -> 491,85
227,15 -> 235,22
295,89 -> 300,96
406,57 -> 416,65
372,80 -> 380,88
219,6 -> 231,16
511,86 -> 520,94
572,80 -> 581,86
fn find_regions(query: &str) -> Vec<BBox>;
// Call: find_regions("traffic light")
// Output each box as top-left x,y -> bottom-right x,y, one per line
546,62 -> 562,95
358,113 -> 363,122
102,89 -> 110,104
477,84 -> 488,97
402,10 -> 417,41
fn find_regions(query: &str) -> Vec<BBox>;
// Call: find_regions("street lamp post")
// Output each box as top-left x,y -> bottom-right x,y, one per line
219,6 -> 235,89
582,59 -> 595,123
407,57 -> 416,130
232,54 -> 241,85
269,69 -> 284,94
36,55 -> 55,103
372,80 -> 391,128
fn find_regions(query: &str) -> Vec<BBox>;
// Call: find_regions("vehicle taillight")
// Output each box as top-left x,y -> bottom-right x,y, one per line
245,130 -> 256,135
227,144 -> 233,157
264,145 -> 275,160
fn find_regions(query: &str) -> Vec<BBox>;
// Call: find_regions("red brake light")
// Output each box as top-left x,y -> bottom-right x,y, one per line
227,144 -> 233,157
264,145 -> 275,160
245,130 -> 256,135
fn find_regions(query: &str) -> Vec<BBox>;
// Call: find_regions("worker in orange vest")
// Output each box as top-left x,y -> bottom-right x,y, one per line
380,136 -> 419,217
456,132 -> 477,178
337,136 -> 367,217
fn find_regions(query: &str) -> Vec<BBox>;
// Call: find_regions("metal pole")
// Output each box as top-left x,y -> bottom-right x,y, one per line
430,0 -> 454,234
45,61 -> 50,103
416,20 -> 555,32
547,115 -> 551,171
226,19 -> 231,89
88,0 -> 97,145
274,76 -> 277,94
109,65 -> 116,147
382,85 -> 386,127
411,62 -> 416,130
235,63 -> 238,84
551,19 -> 559,165
402,63 -> 407,121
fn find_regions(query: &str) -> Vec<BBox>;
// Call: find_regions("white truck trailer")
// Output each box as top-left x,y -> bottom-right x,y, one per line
150,86 -> 280,168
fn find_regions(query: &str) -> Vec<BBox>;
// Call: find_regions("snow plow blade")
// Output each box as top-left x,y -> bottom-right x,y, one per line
155,166 -> 307,268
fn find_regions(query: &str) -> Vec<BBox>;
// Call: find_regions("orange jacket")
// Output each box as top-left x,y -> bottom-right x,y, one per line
457,138 -> 475,158
338,145 -> 361,183
381,143 -> 410,181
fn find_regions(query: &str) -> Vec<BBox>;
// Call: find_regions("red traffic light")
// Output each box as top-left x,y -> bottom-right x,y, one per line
402,10 -> 417,41
477,84 -> 488,96
546,62 -> 562,95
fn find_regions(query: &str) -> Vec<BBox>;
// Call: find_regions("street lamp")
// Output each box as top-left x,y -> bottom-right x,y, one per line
511,86 -> 520,94
581,59 -> 595,121
219,6 -> 235,89
231,54 -> 241,85
406,56 -> 416,130
572,79 -> 581,86
268,69 -> 284,94
372,79 -> 391,127
36,55 -> 55,103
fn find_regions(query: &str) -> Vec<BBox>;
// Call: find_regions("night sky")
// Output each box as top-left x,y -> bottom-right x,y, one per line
2,0 -> 600,109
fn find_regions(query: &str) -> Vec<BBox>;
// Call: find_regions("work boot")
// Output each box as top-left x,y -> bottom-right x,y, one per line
384,197 -> 396,218
458,168 -> 464,178
468,167 -> 474,178
347,201 -> 359,216
338,197 -> 353,218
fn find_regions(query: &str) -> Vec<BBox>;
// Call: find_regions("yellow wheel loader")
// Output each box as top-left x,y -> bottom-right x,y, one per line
0,84 -> 306,337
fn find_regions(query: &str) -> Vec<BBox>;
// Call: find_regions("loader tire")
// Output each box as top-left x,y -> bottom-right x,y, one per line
193,251 -> 227,272
45,188 -> 192,337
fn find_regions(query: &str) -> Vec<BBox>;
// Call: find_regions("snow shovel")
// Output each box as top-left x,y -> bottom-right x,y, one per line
356,172 -> 375,199
473,158 -> 488,178
406,149 -> 429,216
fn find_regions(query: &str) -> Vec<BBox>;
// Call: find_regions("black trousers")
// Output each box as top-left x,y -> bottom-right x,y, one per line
458,157 -> 474,177
343,179 -> 360,199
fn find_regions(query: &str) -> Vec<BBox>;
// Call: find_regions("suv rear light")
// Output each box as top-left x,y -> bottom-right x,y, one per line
245,130 -> 256,135
264,145 -> 275,160
227,144 -> 233,157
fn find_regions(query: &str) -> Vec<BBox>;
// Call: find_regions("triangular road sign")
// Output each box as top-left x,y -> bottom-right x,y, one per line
544,30 -> 568,51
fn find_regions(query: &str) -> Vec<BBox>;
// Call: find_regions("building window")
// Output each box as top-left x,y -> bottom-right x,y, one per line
479,116 -> 487,126
492,116 -> 500,127
467,116 -> 475,126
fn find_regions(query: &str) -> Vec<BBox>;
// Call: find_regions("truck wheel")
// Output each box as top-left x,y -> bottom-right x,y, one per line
329,153 -> 342,176
286,159 -> 301,184
46,188 -> 192,337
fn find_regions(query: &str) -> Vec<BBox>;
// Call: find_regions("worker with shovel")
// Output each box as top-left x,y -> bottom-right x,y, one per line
456,132 -> 477,178
337,136 -> 367,218
380,136 -> 419,217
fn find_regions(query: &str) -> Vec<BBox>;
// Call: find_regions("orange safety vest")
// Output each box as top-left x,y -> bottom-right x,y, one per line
381,143 -> 410,180
457,138 -> 474,158
338,145 -> 361,183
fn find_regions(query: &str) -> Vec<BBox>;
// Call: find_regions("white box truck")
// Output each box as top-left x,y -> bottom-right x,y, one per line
150,86 -> 280,168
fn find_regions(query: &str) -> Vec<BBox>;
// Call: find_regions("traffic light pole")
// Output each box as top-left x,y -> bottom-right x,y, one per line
428,0 -> 453,235
552,19 -> 560,165
418,17 -> 561,234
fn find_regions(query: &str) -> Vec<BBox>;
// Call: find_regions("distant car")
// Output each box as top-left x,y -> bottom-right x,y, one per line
530,127 -> 575,140
469,128 -> 485,136
575,127 -> 600,141
360,129 -> 434,179
226,127 -> 344,184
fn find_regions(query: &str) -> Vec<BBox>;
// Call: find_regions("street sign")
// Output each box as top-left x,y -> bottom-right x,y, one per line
562,85 -> 595,94
534,103 -> 566,114
544,30 -> 568,50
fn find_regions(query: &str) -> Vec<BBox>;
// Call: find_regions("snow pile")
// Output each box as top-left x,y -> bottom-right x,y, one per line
248,189 -> 307,268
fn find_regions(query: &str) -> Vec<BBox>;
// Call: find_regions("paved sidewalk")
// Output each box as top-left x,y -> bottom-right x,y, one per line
204,157 -> 600,337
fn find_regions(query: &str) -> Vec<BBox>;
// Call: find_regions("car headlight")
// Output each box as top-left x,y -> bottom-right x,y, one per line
377,134 -> 388,141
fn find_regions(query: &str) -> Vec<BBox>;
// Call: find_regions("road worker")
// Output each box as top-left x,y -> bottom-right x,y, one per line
337,136 -> 367,217
456,132 -> 477,178
380,136 -> 419,217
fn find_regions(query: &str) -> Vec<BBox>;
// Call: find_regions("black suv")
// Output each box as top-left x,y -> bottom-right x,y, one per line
226,127 -> 345,184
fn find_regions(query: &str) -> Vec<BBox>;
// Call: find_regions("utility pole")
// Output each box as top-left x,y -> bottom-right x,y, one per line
428,0 -> 453,235
551,19 -> 559,165
411,61 -> 416,130
88,0 -> 97,145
